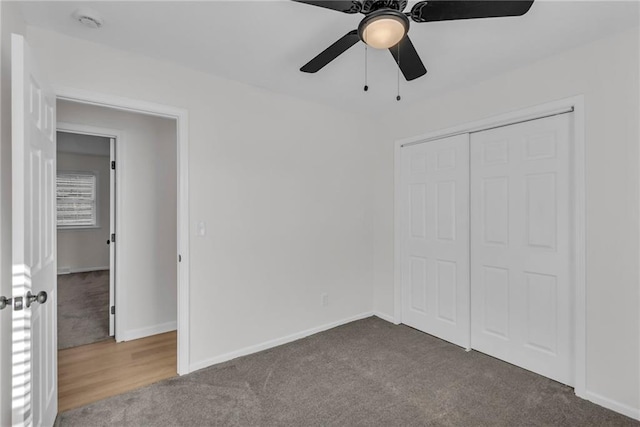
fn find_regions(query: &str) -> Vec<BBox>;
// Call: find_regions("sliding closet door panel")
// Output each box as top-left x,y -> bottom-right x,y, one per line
401,134 -> 470,348
470,113 -> 573,386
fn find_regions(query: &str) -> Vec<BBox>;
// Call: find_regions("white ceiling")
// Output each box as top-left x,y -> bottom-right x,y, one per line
20,1 -> 639,115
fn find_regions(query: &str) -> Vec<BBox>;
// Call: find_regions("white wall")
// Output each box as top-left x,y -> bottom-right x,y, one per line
26,26 -> 377,369
58,131 -> 110,156
56,146 -> 111,273
371,27 -> 640,417
57,100 -> 178,340
0,3 -> 26,426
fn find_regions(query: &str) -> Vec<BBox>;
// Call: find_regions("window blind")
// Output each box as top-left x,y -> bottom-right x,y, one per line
57,172 -> 97,227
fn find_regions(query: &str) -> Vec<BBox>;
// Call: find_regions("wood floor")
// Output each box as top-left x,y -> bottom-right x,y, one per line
58,331 -> 177,412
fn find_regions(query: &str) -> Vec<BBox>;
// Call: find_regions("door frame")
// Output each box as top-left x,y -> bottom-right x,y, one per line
393,95 -> 586,397
56,123 -> 120,338
55,86 -> 191,376
109,136 -> 115,336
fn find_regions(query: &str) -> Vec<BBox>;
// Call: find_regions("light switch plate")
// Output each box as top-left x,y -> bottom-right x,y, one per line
197,221 -> 206,236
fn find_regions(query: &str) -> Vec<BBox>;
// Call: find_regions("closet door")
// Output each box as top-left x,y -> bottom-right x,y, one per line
470,113 -> 573,385
400,134 -> 470,348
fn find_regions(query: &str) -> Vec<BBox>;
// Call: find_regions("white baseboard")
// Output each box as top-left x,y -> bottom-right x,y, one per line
583,390 -> 640,421
57,266 -> 109,275
120,321 -> 177,342
189,311 -> 375,373
372,311 -> 398,324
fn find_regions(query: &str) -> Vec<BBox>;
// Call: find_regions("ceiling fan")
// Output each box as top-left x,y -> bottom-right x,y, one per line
294,1 -> 535,81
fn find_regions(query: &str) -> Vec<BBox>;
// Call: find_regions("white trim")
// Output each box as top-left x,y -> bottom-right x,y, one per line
571,98 -> 587,399
57,266 -> 108,275
189,312 -> 375,373
57,122 -> 123,139
120,321 -> 177,342
583,391 -> 640,421
55,87 -> 191,376
56,150 -> 110,157
57,225 -> 102,231
393,141 -> 403,325
396,102 -> 577,147
56,87 -> 184,121
372,311 -> 396,324
393,95 -> 587,396
109,137 -> 115,337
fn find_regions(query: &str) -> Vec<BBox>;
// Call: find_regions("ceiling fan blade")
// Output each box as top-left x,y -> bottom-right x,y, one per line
389,36 -> 427,81
301,30 -> 360,73
291,0 -> 362,14
410,1 -> 534,23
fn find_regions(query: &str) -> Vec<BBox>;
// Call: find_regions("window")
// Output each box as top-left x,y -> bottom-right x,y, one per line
56,172 -> 98,228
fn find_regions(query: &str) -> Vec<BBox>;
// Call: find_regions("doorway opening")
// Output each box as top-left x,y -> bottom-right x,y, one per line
55,98 -> 181,411
56,130 -> 114,351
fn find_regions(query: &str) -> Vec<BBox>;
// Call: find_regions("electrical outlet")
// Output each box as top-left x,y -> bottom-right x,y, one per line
321,293 -> 329,307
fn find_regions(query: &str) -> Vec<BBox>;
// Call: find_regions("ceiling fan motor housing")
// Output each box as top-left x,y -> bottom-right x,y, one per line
361,0 -> 408,14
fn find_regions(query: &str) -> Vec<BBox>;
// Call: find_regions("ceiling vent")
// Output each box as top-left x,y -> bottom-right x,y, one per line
72,8 -> 104,29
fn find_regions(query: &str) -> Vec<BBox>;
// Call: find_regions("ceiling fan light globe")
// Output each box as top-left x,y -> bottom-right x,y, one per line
364,18 -> 406,48
359,10 -> 409,49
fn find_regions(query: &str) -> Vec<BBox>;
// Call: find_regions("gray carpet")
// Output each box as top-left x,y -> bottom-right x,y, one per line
56,317 -> 637,426
57,271 -> 111,349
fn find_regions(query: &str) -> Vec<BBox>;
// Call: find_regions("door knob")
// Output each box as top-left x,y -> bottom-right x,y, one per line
0,296 -> 11,310
26,291 -> 47,308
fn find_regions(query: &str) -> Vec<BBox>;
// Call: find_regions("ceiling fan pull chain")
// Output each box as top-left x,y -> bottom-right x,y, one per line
396,44 -> 401,101
364,44 -> 369,92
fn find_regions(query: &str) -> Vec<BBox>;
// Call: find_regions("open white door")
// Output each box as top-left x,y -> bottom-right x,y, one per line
11,33 -> 58,427
109,138 -> 115,336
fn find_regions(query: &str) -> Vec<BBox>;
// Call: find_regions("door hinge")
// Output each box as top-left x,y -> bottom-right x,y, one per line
111,161 -> 116,170
111,233 -> 116,243
111,305 -> 115,315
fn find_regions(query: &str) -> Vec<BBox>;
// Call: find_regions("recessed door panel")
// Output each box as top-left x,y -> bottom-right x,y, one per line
482,266 -> 509,339
526,173 -> 557,250
482,177 -> 509,246
436,181 -> 456,241
410,184 -> 427,239
482,139 -> 508,165
436,260 -> 457,323
410,257 -> 427,313
525,272 -> 558,354
525,132 -> 557,160
410,153 -> 427,174
436,148 -> 456,170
